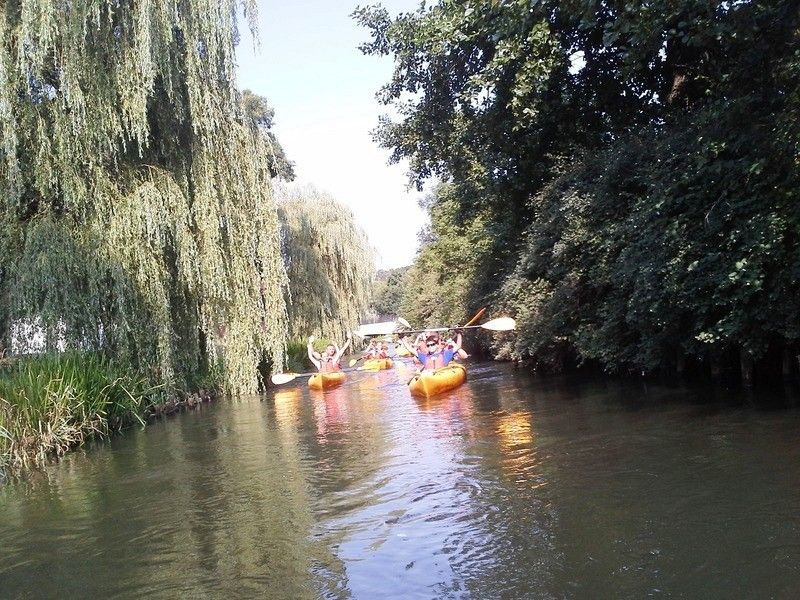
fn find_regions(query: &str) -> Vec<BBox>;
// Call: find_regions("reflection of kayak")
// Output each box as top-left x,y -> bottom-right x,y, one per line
408,363 -> 467,398
308,371 -> 345,391
362,358 -> 394,371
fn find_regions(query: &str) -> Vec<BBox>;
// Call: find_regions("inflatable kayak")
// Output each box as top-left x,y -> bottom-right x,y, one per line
408,363 -> 467,398
394,347 -> 414,358
361,358 -> 394,371
308,371 -> 345,391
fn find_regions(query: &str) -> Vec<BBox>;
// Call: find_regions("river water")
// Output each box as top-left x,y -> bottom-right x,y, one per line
3,362 -> 800,598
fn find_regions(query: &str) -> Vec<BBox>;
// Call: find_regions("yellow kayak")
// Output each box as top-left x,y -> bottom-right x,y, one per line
408,363 -> 467,398
308,371 -> 345,391
394,347 -> 413,358
362,358 -> 394,371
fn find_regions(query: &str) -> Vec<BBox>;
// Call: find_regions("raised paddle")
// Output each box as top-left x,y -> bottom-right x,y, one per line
461,307 -> 487,328
396,317 -> 516,336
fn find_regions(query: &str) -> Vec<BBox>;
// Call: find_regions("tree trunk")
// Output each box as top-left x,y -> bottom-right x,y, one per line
783,346 -> 794,379
676,350 -> 686,376
740,348 -> 754,387
710,353 -> 723,379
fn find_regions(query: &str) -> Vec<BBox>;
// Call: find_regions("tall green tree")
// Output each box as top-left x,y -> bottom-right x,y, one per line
372,267 -> 409,319
359,0 -> 800,379
0,0 -> 288,393
276,185 -> 375,342
241,90 -> 296,181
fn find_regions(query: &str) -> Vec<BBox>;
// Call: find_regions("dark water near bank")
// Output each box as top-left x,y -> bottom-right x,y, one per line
3,363 -> 800,599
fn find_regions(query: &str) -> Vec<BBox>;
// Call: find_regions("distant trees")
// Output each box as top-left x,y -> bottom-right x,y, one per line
242,90 -> 296,182
357,0 -> 800,381
372,267 -> 408,319
277,185 -> 375,342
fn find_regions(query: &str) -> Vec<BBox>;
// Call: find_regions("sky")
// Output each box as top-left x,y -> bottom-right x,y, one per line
235,0 -> 428,270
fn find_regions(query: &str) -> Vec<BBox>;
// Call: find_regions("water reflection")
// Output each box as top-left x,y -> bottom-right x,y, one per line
3,365 -> 800,598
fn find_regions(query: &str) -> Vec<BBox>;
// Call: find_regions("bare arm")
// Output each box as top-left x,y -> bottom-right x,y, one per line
307,336 -> 321,370
400,336 -> 416,354
335,332 -> 353,362
451,333 -> 463,352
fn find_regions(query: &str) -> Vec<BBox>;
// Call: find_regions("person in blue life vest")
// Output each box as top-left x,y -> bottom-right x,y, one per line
308,332 -> 352,372
401,331 -> 462,371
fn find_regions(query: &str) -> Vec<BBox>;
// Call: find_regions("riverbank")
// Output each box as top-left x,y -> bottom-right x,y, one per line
0,353 -> 220,476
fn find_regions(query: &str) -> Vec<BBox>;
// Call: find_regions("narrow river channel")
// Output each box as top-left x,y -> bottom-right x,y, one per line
3,363 -> 800,598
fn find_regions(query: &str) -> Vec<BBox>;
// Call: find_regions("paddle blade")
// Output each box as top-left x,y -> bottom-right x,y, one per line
348,358 -> 358,367
397,317 -> 411,329
480,317 -> 516,331
270,373 -> 297,385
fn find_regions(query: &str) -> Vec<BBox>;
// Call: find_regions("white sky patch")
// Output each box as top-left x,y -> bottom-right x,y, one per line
569,50 -> 586,74
234,0 -> 428,269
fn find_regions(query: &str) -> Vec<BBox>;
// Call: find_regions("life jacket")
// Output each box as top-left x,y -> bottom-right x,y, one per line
319,356 -> 340,372
421,351 -> 448,370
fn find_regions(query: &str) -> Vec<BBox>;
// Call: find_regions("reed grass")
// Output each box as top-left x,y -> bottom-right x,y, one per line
0,353 -> 161,472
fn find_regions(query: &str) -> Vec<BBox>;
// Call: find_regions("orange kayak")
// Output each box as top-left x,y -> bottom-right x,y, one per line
308,371 -> 345,391
362,358 -> 394,371
408,363 -> 467,398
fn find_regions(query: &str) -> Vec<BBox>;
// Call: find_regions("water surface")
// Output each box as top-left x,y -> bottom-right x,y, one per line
3,363 -> 800,598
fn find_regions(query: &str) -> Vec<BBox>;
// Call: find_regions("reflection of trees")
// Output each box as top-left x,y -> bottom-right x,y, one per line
1,399 -> 323,598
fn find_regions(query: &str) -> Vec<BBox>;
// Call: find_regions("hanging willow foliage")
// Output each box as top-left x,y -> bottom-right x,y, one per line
276,184 -> 374,342
0,0 -> 288,394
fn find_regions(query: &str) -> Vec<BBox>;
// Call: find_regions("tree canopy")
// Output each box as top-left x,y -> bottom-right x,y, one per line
359,0 -> 800,380
242,90 -> 296,181
277,185 -> 375,342
0,0 -> 288,393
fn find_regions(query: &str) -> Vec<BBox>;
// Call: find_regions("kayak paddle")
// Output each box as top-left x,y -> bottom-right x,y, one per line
396,317 -> 516,336
271,371 -> 317,385
461,307 -> 487,327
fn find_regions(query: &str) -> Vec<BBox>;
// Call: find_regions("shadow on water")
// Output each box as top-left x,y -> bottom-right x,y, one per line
3,362 -> 800,598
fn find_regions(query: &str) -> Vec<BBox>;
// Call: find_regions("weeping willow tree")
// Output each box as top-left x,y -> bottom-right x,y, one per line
276,185 -> 374,342
0,1 -> 288,394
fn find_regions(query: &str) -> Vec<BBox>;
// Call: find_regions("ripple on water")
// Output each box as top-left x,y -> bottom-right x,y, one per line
4,365 -> 800,598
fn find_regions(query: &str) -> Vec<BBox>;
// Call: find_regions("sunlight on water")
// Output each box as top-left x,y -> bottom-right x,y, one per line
3,363 -> 800,598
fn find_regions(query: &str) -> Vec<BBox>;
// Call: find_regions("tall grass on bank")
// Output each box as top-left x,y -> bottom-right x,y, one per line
0,353 -> 160,472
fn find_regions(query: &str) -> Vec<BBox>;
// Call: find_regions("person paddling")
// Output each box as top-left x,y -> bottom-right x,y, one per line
363,339 -> 380,360
402,331 -> 462,371
308,332 -> 352,372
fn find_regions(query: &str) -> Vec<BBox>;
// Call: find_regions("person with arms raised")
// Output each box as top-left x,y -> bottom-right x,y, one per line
308,332 -> 352,372
402,332 -> 462,371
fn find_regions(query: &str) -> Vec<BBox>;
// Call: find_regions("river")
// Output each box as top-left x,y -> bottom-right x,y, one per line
2,362 -> 800,598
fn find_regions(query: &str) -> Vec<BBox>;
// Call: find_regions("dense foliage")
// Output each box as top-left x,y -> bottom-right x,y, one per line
372,266 -> 408,319
0,0 -> 288,395
358,0 -> 800,380
242,90 -> 296,181
277,185 -> 375,342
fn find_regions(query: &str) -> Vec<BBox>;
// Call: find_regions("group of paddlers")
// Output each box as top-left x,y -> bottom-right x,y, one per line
307,329 -> 468,373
